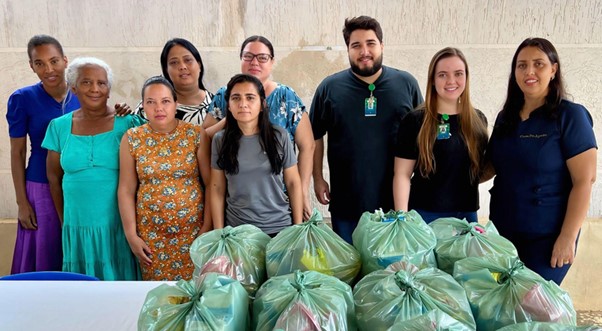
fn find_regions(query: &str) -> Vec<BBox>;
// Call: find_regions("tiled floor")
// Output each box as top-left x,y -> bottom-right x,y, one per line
578,311 -> 602,327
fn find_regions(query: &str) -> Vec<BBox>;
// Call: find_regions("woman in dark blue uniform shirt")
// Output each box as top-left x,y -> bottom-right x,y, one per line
485,38 -> 597,284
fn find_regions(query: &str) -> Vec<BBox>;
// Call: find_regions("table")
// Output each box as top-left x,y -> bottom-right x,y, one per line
0,280 -> 173,331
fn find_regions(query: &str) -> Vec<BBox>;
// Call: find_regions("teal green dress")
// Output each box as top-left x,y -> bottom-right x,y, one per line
42,113 -> 144,280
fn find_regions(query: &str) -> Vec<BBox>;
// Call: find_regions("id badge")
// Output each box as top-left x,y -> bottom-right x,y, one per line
437,123 -> 451,140
364,96 -> 377,117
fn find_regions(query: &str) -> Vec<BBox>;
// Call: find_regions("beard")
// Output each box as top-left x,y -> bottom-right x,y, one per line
350,54 -> 383,77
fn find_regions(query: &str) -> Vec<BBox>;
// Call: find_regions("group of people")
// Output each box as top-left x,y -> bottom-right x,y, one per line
7,16 -> 596,286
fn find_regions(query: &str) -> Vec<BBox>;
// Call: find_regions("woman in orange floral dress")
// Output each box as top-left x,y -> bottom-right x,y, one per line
118,76 -> 212,281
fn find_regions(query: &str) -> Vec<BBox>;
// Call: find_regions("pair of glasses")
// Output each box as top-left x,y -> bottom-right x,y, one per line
241,52 -> 272,63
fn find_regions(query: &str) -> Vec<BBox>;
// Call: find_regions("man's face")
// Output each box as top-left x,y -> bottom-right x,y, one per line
347,29 -> 383,77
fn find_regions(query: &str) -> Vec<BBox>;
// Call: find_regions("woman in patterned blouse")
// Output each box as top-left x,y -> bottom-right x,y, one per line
118,76 -> 212,281
135,38 -> 213,125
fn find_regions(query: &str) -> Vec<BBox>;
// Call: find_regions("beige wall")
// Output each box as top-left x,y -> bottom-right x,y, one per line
1,0 -> 601,219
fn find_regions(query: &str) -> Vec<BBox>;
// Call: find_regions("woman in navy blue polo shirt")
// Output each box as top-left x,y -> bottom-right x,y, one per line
485,38 -> 597,284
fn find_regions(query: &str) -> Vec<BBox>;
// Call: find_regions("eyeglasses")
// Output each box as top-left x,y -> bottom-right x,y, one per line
241,52 -> 273,63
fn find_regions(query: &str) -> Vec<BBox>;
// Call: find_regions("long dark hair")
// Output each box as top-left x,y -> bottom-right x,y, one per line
160,38 -> 206,90
496,37 -> 566,135
217,74 -> 284,175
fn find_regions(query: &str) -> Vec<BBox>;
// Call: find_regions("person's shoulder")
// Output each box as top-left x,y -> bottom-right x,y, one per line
558,99 -> 593,123
318,69 -> 351,86
274,83 -> 300,97
10,82 -> 42,99
48,111 -> 73,128
383,66 -> 419,83
402,107 -> 426,122
214,129 -> 225,140
559,99 -> 588,112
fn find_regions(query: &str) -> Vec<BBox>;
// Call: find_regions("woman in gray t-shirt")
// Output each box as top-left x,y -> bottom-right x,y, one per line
210,74 -> 302,236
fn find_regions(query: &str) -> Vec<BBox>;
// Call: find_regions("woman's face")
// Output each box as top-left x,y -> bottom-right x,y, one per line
228,81 -> 262,125
72,65 -> 110,110
433,56 -> 466,105
29,44 -> 68,90
515,46 -> 558,101
166,44 -> 201,90
143,84 -> 177,129
240,41 -> 273,83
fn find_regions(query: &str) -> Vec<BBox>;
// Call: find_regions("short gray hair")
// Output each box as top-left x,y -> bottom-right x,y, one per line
65,57 -> 113,89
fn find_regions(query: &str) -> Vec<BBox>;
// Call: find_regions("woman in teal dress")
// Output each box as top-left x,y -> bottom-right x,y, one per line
43,57 -> 143,280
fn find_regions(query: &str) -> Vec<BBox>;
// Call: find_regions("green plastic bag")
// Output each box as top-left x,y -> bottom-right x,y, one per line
266,209 -> 361,284
453,255 -> 577,331
352,209 -> 437,276
190,224 -> 270,296
138,273 -> 249,331
353,260 -> 476,330
429,218 -> 518,274
253,270 -> 357,331
386,309 -> 473,331
496,322 -> 602,331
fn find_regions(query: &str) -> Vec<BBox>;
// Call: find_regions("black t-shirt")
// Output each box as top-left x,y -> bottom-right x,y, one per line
310,66 -> 423,220
395,109 -> 487,212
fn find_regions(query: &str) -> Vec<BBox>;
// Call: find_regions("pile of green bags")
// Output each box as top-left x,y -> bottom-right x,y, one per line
189,224 -> 270,296
138,273 -> 249,331
266,209 -> 361,284
353,260 -> 476,330
352,209 -> 437,276
253,270 -> 356,331
453,255 -> 577,331
429,218 -> 518,274
386,309 -> 473,331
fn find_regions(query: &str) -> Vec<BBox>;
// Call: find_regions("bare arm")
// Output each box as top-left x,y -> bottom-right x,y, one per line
551,147 -> 597,268
393,157 -> 416,212
284,165 -> 303,224
46,150 -> 64,225
10,138 -> 37,229
210,168 -> 226,229
202,115 -> 225,139
117,135 -> 152,266
197,128 -> 213,234
294,114 -> 315,220
312,137 -> 330,205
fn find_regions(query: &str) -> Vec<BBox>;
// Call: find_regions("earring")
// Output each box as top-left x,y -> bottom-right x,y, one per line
551,75 -> 555,81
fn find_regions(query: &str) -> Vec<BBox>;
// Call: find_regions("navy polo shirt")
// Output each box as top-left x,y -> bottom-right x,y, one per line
488,100 -> 597,235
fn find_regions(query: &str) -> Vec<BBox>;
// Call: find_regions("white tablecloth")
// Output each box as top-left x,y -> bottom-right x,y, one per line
0,280 -> 173,331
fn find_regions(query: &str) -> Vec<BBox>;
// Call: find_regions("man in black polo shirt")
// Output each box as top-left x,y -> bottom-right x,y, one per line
310,15 -> 423,243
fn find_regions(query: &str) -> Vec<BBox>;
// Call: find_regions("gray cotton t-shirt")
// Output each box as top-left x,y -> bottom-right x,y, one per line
212,126 -> 297,235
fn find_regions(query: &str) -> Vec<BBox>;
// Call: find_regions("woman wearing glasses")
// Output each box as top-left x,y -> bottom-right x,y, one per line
203,35 -> 315,220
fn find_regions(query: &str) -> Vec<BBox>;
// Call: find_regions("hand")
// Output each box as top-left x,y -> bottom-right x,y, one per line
114,102 -> 132,116
313,178 -> 331,205
17,201 -> 37,230
302,191 -> 312,221
550,232 -> 576,268
127,235 -> 152,266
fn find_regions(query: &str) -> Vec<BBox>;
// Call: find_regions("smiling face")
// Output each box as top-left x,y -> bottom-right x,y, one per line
228,81 -> 262,126
72,65 -> 110,110
515,46 -> 558,102
240,41 -> 274,83
347,29 -> 383,78
166,44 -> 201,90
143,83 -> 177,131
29,44 -> 68,90
434,55 -> 466,105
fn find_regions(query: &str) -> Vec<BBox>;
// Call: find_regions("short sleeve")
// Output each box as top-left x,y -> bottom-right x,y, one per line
211,130 -> 224,169
309,83 -> 330,140
282,86 -> 306,137
207,87 -> 227,120
279,127 -> 297,169
41,119 -> 61,153
6,91 -> 27,138
395,111 -> 422,160
560,103 -> 597,159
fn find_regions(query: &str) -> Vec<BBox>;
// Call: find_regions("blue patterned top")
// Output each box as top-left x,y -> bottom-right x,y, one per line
208,83 -> 305,142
